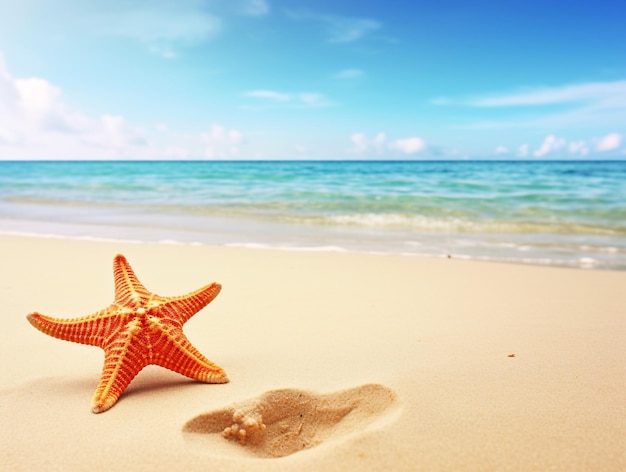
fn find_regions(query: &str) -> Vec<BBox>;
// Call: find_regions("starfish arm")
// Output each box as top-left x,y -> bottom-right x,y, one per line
113,254 -> 151,306
91,328 -> 149,413
160,282 -> 222,324
150,325 -> 228,384
27,308 -> 120,347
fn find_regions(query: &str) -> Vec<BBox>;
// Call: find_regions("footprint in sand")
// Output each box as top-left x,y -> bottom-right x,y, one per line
183,384 -> 398,458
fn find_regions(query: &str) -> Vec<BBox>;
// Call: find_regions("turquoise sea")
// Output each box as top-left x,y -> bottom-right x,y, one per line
1,160 -> 625,270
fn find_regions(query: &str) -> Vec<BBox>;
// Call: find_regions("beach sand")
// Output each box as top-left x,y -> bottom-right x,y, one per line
1,233 -> 624,471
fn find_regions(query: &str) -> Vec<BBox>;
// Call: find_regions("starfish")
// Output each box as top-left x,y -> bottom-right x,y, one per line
27,254 -> 228,413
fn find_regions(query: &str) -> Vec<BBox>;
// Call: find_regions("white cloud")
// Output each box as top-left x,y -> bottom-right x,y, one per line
0,54 -> 169,158
569,140 -> 589,156
391,137 -> 426,154
1,56 -> 82,145
596,132 -> 621,151
201,124 -> 244,159
495,146 -> 509,154
533,135 -> 565,157
13,76 -> 90,134
350,133 -> 426,156
350,133 -> 368,153
517,144 -> 529,157
332,68 -> 364,80
1,53 -> 257,160
466,81 -> 626,108
98,115 -> 147,148
349,132 -> 387,154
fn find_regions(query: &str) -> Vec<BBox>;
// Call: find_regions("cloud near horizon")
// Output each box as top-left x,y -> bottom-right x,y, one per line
391,137 -> 426,154
201,124 -> 244,159
569,140 -> 589,156
596,132 -> 621,151
350,132 -> 426,155
0,53 -> 245,159
1,49 -> 623,160
533,135 -> 566,157
0,54 -> 146,157
528,133 -> 622,158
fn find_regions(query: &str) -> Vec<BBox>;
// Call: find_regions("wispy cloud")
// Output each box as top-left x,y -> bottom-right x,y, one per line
440,80 -> 626,131
90,0 -> 270,58
299,93 -> 331,107
326,17 -> 380,43
332,68 -> 364,80
242,89 -> 333,109
287,11 -> 381,43
244,90 -> 291,101
110,3 -> 223,58
433,80 -> 626,109
465,81 -> 626,108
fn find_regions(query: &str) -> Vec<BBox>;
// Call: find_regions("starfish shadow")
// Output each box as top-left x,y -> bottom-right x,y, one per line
121,368 -> 203,399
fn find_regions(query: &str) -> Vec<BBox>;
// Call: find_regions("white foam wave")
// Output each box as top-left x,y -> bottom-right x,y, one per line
323,213 -> 622,236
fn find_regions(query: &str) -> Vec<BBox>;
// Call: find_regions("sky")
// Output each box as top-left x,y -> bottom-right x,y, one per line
0,0 -> 624,160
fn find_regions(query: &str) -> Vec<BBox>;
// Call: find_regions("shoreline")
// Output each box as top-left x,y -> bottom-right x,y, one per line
1,233 -> 625,470
0,226 -> 622,272
3,159 -> 626,272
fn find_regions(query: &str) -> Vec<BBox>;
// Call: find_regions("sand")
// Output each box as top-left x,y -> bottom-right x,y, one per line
1,233 -> 624,471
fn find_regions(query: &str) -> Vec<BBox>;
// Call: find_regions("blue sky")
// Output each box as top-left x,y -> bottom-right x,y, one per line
0,0 -> 624,159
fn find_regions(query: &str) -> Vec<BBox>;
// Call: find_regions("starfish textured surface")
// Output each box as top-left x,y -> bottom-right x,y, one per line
27,254 -> 228,413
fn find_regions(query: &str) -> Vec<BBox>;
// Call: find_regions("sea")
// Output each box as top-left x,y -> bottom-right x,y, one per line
1,160 -> 625,270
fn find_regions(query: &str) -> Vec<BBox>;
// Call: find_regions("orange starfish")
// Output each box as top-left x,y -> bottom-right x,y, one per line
27,254 -> 228,413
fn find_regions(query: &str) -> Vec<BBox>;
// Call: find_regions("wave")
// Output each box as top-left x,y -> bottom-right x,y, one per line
304,213 -> 626,236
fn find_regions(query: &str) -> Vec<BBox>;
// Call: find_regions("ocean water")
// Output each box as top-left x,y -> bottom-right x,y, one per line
1,160 -> 625,270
